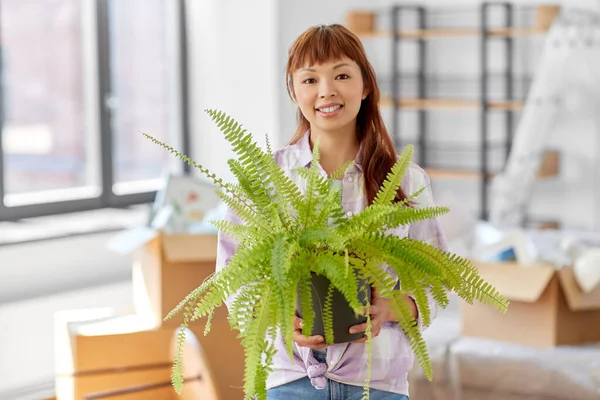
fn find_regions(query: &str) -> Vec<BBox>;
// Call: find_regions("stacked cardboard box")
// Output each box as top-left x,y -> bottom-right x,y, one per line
54,233 -> 244,400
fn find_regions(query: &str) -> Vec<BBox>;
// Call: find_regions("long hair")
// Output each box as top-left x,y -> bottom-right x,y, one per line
285,24 -> 408,206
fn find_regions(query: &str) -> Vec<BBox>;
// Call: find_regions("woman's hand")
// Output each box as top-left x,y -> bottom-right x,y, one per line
348,288 -> 418,343
293,316 -> 330,350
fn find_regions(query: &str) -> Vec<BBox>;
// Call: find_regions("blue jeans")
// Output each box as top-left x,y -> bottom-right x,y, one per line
267,351 -> 409,400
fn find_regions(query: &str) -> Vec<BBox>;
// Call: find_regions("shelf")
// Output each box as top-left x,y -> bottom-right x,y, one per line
357,27 -> 548,39
380,96 -> 524,111
425,168 -> 495,180
424,150 -> 560,180
399,141 -> 509,152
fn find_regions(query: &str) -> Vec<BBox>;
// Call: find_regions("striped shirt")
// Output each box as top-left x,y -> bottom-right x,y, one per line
216,130 -> 448,396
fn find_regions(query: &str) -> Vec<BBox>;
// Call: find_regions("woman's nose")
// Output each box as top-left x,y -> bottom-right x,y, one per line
319,81 -> 337,98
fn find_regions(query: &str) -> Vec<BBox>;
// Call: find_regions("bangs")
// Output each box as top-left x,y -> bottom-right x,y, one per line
288,25 -> 363,71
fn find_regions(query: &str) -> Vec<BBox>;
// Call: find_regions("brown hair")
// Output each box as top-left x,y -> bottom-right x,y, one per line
285,24 -> 408,206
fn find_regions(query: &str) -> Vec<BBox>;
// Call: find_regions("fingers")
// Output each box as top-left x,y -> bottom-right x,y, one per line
293,316 -> 303,331
362,305 -> 379,315
293,330 -> 328,349
348,313 -> 384,342
348,323 -> 382,337
293,316 -> 329,350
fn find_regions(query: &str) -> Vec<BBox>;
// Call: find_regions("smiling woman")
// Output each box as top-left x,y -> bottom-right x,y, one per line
210,23 -> 451,400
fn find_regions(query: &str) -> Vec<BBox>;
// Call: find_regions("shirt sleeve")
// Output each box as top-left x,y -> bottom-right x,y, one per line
406,163 -> 448,331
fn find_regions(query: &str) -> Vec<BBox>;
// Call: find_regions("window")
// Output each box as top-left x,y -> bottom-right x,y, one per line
0,0 -> 189,221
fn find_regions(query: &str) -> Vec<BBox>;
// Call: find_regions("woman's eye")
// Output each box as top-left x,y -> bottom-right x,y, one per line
336,74 -> 350,80
303,78 -> 316,84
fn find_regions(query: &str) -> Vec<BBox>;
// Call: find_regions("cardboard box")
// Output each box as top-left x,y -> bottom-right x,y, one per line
54,308 -> 244,400
55,368 -> 173,400
346,11 -> 376,35
131,232 -> 225,327
537,149 -> 560,179
461,261 -> 600,348
535,5 -> 561,30
54,309 -> 175,400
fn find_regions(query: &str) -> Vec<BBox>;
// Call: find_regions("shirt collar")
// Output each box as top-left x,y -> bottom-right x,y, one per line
291,130 -> 363,172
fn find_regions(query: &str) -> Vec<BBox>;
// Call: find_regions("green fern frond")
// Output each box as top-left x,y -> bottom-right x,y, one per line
270,233 -> 295,342
241,284 -> 272,399
323,283 -> 335,344
384,205 -> 450,230
213,190 -> 271,235
204,309 -> 214,336
312,253 -> 363,313
362,301 -> 373,400
210,219 -> 256,242
296,140 -> 339,231
265,133 -> 273,155
373,145 -> 414,206
142,133 -> 228,191
298,227 -> 345,250
297,267 -> 316,340
146,110 -> 511,399
171,324 -> 187,394
227,158 -> 273,213
329,160 -> 354,180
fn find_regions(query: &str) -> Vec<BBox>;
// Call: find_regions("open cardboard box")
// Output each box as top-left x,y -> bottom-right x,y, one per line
54,308 -> 244,400
108,228 -> 223,327
461,261 -> 600,348
131,232 -> 225,327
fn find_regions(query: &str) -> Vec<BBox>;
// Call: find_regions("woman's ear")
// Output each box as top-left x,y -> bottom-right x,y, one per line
362,88 -> 369,100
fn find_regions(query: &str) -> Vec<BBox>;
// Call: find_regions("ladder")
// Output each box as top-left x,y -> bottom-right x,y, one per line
489,7 -> 600,228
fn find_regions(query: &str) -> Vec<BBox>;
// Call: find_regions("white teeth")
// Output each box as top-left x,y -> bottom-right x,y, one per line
318,105 -> 342,113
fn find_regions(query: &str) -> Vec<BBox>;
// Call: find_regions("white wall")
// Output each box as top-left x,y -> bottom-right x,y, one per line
186,0 -> 279,184
276,0 -> 600,230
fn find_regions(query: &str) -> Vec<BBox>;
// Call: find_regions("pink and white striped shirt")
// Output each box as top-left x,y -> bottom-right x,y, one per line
216,131 -> 448,396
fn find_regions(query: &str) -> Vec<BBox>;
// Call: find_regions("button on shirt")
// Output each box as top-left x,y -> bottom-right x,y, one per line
215,130 -> 448,397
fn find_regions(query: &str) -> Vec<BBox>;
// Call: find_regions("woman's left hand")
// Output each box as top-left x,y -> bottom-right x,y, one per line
348,288 -> 417,343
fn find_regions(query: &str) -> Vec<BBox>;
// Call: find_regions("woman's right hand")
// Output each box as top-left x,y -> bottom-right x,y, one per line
293,316 -> 330,350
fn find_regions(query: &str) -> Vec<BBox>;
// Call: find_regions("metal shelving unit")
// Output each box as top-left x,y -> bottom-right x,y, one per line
388,2 -> 523,220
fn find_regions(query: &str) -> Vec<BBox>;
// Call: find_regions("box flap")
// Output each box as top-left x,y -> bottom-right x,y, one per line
106,226 -> 158,255
557,267 -> 600,311
473,261 -> 556,302
161,233 -> 218,262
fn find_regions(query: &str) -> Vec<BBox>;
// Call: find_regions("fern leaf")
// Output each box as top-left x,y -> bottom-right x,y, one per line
297,266 -> 316,339
362,301 -> 373,400
323,283 -> 335,344
210,219 -> 256,242
204,309 -> 214,336
241,284 -> 272,399
265,133 -> 273,155
329,160 -> 354,180
312,252 -> 363,312
270,233 -> 297,355
372,145 -> 413,206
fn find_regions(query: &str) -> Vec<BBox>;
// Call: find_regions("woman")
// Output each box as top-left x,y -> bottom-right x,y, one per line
216,24 -> 447,400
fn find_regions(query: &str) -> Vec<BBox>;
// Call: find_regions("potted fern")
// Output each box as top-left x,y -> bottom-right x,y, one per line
145,109 -> 509,400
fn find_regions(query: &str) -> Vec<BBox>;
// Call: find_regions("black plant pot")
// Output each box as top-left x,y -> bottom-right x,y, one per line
296,272 -> 372,344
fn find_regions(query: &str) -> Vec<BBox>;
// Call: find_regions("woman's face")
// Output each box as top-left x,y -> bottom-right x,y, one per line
292,57 -> 367,136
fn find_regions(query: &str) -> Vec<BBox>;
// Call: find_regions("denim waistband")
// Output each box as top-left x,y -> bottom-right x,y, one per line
312,349 -> 327,364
